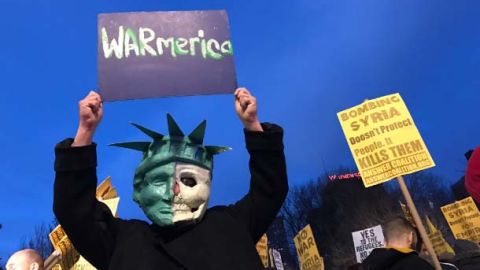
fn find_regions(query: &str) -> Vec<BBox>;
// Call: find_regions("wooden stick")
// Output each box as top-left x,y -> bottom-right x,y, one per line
44,250 -> 61,270
397,175 -> 442,270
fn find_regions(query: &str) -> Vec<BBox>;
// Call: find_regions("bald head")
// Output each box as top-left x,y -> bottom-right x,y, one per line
383,217 -> 417,249
6,249 -> 44,270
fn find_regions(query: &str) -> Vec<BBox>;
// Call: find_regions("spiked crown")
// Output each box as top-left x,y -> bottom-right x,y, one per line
110,114 -> 231,171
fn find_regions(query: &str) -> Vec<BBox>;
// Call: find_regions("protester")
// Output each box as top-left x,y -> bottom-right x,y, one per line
465,147 -> 480,203
362,217 -> 434,270
53,88 -> 288,269
453,239 -> 480,270
5,249 -> 44,270
451,150 -> 474,200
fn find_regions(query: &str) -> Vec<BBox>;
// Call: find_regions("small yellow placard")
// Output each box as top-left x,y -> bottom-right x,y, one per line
256,234 -> 269,268
441,197 -> 480,243
337,93 -> 435,187
400,201 -> 415,227
425,217 -> 455,256
49,176 -> 120,270
294,224 -> 324,270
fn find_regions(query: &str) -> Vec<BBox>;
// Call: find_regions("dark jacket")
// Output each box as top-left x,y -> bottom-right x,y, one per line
53,123 -> 288,270
453,239 -> 480,270
362,248 -> 434,270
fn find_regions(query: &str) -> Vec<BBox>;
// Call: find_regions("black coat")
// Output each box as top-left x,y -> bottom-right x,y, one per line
53,123 -> 288,270
362,248 -> 434,270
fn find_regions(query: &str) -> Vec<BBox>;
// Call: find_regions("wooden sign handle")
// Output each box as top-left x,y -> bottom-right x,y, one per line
397,175 -> 442,270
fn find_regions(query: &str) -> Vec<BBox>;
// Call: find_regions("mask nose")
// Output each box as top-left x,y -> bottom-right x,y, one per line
173,181 -> 180,196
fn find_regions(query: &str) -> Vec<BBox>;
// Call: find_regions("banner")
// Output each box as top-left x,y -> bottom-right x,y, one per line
351,225 -> 385,263
441,197 -> 480,243
98,10 -> 237,101
425,217 -> 455,256
256,234 -> 269,268
337,93 -> 435,187
294,224 -> 324,270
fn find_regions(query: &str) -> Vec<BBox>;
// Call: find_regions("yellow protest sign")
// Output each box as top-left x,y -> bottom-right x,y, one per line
48,226 -> 80,270
337,93 -> 435,187
99,197 -> 120,217
294,224 -> 324,270
49,176 -> 120,270
441,197 -> 480,243
256,234 -> 269,268
96,176 -> 118,200
400,201 -> 415,227
425,217 -> 455,256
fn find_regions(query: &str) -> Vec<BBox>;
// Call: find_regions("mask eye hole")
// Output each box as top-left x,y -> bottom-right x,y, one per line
181,176 -> 197,187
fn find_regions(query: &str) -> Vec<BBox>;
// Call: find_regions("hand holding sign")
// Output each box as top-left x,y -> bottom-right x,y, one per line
73,91 -> 103,146
235,88 -> 263,132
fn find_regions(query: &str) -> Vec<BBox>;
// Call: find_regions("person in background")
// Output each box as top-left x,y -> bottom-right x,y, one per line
465,147 -> 480,203
362,217 -> 434,270
5,249 -> 44,270
453,240 -> 480,270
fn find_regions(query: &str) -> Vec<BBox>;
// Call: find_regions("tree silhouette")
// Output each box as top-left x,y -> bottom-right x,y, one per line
20,220 -> 57,260
281,168 -> 454,270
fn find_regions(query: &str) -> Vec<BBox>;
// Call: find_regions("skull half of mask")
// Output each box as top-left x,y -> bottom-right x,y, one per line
111,114 -> 230,226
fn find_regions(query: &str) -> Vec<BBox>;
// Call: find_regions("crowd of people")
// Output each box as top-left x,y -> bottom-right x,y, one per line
4,90 -> 480,270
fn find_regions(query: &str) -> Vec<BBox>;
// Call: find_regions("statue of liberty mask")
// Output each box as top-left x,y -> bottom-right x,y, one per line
111,114 -> 230,226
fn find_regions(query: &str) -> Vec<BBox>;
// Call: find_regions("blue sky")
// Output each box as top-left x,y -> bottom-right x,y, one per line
1,0 -> 479,262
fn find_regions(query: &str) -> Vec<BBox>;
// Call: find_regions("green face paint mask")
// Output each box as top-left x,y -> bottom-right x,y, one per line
111,114 -> 230,226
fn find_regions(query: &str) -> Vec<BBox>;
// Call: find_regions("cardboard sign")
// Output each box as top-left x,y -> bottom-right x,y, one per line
256,234 -> 269,268
441,197 -> 480,243
351,225 -> 385,263
337,93 -> 435,187
294,224 -> 324,270
48,226 -> 80,270
400,201 -> 416,227
98,10 -> 237,101
425,217 -> 455,256
49,177 -> 120,270
272,249 -> 284,270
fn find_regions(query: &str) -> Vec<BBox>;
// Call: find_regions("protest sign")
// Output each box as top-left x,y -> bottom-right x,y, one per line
351,225 -> 385,263
272,249 -> 284,270
294,224 -> 324,270
425,217 -> 455,256
48,177 -> 120,270
98,10 -> 237,101
337,93 -> 435,187
256,234 -> 269,268
441,197 -> 480,243
400,201 -> 415,227
48,225 -> 80,270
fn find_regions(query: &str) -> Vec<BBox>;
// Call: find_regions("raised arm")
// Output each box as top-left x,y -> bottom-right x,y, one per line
229,88 -> 289,242
53,91 -> 115,270
466,147 -> 480,203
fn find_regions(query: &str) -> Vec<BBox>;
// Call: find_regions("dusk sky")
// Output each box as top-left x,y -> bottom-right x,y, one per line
1,0 -> 479,262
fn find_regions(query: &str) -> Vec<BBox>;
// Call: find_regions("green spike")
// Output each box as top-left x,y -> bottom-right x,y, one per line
205,145 -> 232,155
130,122 -> 164,139
167,113 -> 184,137
110,142 -> 151,152
188,120 -> 206,144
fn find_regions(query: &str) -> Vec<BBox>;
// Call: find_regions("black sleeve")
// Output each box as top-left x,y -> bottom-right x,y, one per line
228,123 -> 289,242
53,139 -> 116,270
